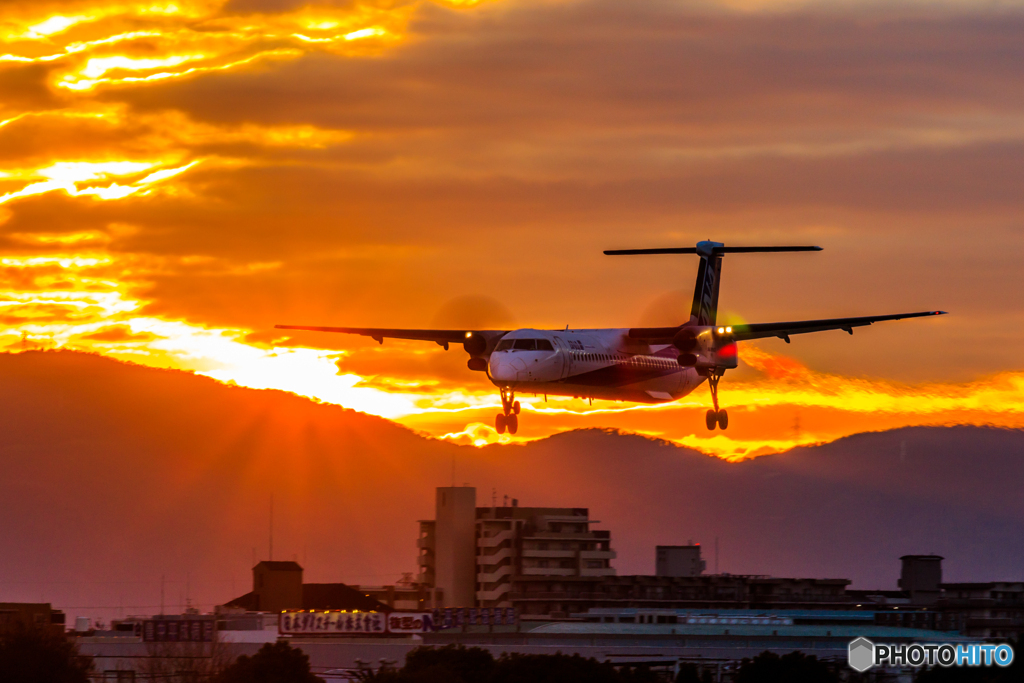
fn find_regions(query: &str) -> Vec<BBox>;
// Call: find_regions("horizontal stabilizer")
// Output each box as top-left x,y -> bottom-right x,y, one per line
606,242 -> 822,325
604,246 -> 822,255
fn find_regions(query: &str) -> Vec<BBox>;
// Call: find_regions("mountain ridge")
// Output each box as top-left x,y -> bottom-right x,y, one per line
0,350 -> 1020,624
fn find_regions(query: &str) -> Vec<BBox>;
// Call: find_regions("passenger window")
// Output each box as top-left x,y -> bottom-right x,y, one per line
536,339 -> 554,351
513,339 -> 537,351
495,339 -> 513,351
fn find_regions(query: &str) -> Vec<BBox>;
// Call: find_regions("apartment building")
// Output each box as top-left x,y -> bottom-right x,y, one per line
418,487 -> 616,610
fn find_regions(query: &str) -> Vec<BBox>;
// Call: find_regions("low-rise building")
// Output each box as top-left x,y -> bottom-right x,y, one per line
512,574 -> 854,617
351,581 -> 440,611
0,602 -> 65,635
938,582 -> 1024,639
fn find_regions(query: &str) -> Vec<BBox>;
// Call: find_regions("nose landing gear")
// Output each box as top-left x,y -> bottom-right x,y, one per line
705,370 -> 729,431
495,388 -> 521,435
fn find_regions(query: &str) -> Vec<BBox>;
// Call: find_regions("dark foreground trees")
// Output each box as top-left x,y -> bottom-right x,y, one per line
0,624 -> 93,683
734,651 -> 838,683
215,641 -> 322,683
363,645 -> 661,683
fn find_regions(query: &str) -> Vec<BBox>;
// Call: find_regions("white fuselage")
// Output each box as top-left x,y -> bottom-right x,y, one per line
487,328 -> 706,403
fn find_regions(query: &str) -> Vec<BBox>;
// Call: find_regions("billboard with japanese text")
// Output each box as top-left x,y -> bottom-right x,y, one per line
435,607 -> 517,629
280,611 -> 386,635
386,612 -> 436,633
142,619 -> 215,642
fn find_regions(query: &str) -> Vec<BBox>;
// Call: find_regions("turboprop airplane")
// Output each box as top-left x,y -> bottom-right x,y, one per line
276,241 -> 945,434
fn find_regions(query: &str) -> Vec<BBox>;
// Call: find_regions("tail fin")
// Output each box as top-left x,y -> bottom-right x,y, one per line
604,241 -> 822,326
690,243 -> 723,325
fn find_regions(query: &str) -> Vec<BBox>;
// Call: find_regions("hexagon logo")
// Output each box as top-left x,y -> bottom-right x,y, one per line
848,637 -> 875,672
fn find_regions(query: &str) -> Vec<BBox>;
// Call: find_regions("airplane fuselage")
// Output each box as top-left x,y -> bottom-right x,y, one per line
486,328 -> 707,403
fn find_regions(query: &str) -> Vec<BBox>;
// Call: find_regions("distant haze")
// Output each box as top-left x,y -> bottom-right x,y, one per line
0,351 -> 1021,624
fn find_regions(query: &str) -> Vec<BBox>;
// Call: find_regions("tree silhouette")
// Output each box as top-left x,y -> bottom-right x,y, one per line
215,641 -> 321,683
735,651 -> 838,683
0,623 -> 93,683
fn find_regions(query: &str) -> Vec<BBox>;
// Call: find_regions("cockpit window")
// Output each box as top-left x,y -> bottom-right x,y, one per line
497,338 -> 554,351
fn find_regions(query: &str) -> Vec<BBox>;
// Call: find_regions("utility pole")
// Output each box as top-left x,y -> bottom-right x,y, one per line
269,495 -> 274,561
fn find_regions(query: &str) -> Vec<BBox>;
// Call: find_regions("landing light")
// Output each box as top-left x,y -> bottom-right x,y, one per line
726,326 -> 732,333
465,332 -> 472,338
717,327 -> 725,334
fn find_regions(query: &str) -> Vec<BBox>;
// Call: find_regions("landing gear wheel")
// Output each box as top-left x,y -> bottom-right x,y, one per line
495,413 -> 507,434
513,400 -> 521,415
705,369 -> 730,430
506,413 -> 518,434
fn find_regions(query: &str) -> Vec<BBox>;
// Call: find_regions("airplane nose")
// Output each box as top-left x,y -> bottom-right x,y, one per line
489,356 -> 518,382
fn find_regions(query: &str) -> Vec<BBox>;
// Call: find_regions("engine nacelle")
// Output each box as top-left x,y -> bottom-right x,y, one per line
467,357 -> 488,372
463,332 -> 487,356
673,329 -> 698,353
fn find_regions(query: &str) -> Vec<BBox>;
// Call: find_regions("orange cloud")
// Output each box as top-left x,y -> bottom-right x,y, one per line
1,0 -> 1023,464
78,323 -> 162,341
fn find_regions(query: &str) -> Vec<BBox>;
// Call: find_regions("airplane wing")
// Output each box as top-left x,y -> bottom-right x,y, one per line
274,324 -> 506,348
729,310 -> 947,342
628,310 -> 946,344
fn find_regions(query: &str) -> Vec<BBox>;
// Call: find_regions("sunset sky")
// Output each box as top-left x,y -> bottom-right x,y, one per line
2,0 -> 1023,458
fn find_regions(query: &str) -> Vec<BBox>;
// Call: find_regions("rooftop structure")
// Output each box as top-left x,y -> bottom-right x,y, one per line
899,554 -> 944,605
656,545 -> 706,578
222,561 -> 388,613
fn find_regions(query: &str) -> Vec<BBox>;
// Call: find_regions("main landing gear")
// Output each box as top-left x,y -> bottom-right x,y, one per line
705,371 -> 729,431
495,387 -> 521,435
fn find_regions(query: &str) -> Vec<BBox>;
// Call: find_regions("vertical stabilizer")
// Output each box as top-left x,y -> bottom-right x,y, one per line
690,241 -> 724,326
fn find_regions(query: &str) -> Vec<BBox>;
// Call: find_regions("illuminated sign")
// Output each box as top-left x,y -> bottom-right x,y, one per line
387,612 -> 436,633
280,611 -> 386,635
279,608 -> 513,636
142,619 -> 214,642
436,607 -> 517,629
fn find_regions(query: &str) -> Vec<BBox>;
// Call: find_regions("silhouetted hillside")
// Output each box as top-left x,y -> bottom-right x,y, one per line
0,351 -> 1020,623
